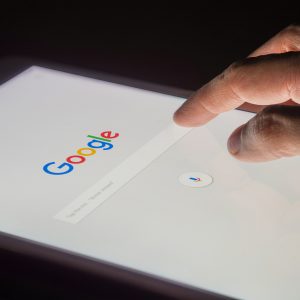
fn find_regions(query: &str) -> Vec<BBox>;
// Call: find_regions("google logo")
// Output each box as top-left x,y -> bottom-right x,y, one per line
43,130 -> 119,175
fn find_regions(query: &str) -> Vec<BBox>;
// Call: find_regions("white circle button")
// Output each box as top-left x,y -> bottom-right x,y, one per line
179,172 -> 213,188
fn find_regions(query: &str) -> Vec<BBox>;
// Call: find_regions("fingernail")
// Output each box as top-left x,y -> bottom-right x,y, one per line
228,126 -> 243,155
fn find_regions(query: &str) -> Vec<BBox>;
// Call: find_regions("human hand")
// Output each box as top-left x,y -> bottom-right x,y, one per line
174,25 -> 300,162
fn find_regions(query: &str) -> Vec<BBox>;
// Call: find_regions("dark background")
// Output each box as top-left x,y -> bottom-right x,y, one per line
0,4 -> 299,91
0,3 -> 299,300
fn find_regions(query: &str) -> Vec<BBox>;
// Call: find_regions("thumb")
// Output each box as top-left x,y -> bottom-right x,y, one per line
227,105 -> 300,162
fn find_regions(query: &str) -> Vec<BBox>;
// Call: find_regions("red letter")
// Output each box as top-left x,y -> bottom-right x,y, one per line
66,155 -> 86,164
101,130 -> 119,139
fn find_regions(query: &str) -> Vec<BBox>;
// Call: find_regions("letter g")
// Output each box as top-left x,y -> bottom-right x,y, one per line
43,162 -> 74,175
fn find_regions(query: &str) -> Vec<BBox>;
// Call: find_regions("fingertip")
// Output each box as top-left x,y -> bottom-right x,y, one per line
227,125 -> 243,155
173,105 -> 217,127
173,109 -> 194,127
227,122 -> 272,163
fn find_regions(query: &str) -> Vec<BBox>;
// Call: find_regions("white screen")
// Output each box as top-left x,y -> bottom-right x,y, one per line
0,66 -> 300,300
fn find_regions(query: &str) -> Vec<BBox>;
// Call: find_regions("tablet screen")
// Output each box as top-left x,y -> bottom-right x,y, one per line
1,66 -> 299,300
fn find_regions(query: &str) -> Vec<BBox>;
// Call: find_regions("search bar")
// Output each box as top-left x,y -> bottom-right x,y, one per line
54,123 -> 192,224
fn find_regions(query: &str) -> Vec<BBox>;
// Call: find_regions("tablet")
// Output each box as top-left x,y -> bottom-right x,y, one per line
0,58 -> 299,300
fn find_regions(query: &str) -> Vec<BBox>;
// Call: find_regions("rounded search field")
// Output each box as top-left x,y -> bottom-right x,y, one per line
179,172 -> 213,188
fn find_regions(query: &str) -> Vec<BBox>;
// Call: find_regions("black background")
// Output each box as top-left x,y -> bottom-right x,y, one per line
0,3 -> 299,300
0,4 -> 299,90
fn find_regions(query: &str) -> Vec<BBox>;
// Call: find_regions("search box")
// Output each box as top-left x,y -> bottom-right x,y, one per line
54,123 -> 192,224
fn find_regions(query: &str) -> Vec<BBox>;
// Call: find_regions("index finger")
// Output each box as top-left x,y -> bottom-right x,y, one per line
174,52 -> 300,127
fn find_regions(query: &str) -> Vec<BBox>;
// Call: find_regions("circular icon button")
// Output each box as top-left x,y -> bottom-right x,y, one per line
179,172 -> 213,188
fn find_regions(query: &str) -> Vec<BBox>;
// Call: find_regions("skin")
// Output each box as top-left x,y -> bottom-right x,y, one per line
174,24 -> 300,162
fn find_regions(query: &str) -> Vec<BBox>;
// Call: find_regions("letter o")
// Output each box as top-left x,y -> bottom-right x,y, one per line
66,155 -> 86,164
77,147 -> 96,156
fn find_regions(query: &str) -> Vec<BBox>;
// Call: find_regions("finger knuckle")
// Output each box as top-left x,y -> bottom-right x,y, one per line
286,52 -> 300,99
226,59 -> 247,74
219,59 -> 248,84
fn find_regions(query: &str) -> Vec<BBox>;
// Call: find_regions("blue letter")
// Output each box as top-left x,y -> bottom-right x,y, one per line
87,139 -> 113,150
43,162 -> 74,175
